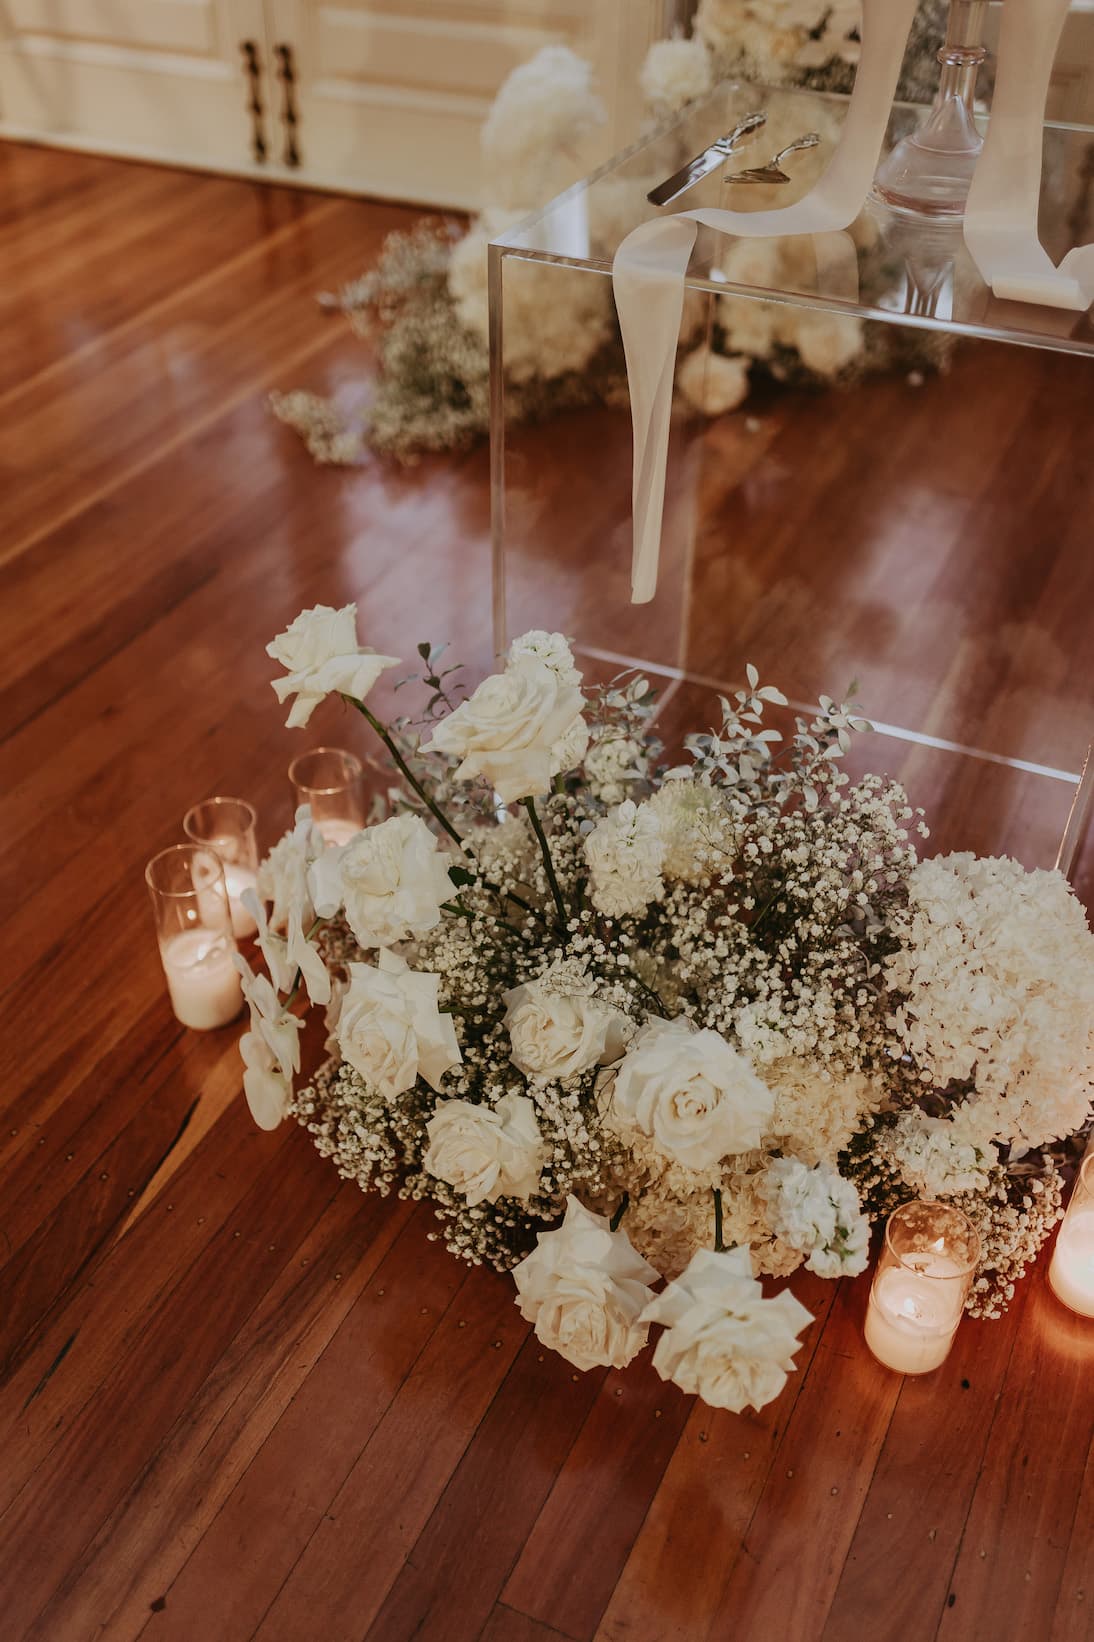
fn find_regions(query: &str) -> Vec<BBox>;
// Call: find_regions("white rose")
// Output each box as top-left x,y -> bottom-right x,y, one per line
338,950 -> 461,1099
641,1246 -> 812,1412
424,1092 -> 544,1205
610,1017 -> 773,1170
503,982 -> 630,1082
235,957 -> 302,1130
425,654 -> 586,804
512,1196 -> 660,1372
309,812 -> 453,948
266,603 -> 399,728
584,799 -> 665,919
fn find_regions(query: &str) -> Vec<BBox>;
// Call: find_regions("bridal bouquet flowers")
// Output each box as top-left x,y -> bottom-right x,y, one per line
238,604 -> 1094,1412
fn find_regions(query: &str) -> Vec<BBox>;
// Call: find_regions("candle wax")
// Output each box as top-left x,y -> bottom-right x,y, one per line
160,928 -> 242,1030
865,1255 -> 965,1374
222,863 -> 259,938
1048,1209 -> 1094,1318
317,817 -> 363,847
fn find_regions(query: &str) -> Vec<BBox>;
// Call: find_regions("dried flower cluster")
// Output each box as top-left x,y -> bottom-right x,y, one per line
237,606 -> 1093,1410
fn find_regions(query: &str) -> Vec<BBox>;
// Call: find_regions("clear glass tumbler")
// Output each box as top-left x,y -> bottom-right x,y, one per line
183,796 -> 260,938
1048,1155 -> 1094,1319
145,843 -> 243,1030
864,1199 -> 980,1374
288,747 -> 365,846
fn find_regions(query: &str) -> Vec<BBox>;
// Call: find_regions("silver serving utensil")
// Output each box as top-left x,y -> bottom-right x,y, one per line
646,111 -> 767,207
723,131 -> 822,185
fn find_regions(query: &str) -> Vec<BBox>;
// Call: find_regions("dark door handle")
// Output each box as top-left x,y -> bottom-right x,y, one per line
240,39 -> 267,164
275,42 -> 301,169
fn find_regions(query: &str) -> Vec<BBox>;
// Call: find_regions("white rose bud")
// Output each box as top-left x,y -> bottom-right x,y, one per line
338,951 -> 462,1100
512,1196 -> 660,1372
424,1092 -> 544,1206
503,982 -> 630,1082
611,1016 -> 773,1171
641,1246 -> 812,1413
267,603 -> 399,728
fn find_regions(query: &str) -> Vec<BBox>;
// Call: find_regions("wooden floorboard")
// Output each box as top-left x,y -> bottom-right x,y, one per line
1,141 -> 1091,1642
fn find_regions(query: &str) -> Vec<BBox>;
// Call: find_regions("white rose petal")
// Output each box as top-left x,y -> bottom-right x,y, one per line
424,1092 -> 544,1205
426,649 -> 586,805
503,981 -> 630,1082
610,1017 -> 773,1170
512,1196 -> 661,1372
338,950 -> 461,1100
267,602 -> 399,729
641,1246 -> 812,1413
325,813 -> 454,949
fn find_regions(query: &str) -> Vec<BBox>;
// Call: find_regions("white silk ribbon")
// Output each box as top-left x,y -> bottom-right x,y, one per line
964,0 -> 1094,310
612,0 -> 919,604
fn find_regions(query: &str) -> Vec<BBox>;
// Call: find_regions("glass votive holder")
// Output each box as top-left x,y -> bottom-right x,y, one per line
1048,1155 -> 1094,1318
289,746 -> 365,846
145,844 -> 243,1031
183,796 -> 259,939
864,1199 -> 980,1375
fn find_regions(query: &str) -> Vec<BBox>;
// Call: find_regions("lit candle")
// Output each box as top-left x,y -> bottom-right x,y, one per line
146,844 -> 243,1032
1048,1157 -> 1094,1318
864,1201 -> 979,1375
289,747 -> 365,847
160,927 -> 243,1030
216,852 -> 260,936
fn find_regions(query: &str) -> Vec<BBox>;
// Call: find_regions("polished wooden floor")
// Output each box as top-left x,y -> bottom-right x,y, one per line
1,143 -> 1092,1642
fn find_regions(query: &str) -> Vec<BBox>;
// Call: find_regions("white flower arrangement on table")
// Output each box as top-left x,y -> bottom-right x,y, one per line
237,603 -> 1094,1411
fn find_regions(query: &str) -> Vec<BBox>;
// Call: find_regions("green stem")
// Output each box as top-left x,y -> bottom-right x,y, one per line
712,1188 -> 725,1253
345,695 -> 464,850
609,1192 -> 630,1233
523,797 -> 566,924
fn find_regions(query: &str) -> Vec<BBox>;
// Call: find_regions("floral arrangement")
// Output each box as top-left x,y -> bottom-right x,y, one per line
272,5 -> 953,463
235,604 -> 1094,1413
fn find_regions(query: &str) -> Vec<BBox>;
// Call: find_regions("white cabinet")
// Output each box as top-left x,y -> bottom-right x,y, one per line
0,0 -> 673,208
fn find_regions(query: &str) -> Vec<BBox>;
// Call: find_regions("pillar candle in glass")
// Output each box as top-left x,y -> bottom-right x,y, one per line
289,747 -> 365,846
1048,1155 -> 1094,1318
183,796 -> 260,938
146,844 -> 243,1030
865,1199 -> 980,1374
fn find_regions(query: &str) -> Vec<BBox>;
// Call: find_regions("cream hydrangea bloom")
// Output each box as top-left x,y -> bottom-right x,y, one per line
267,603 -> 399,728
677,345 -> 751,416
640,36 -> 714,120
424,1091 -> 544,1205
610,1017 -> 773,1170
757,1157 -> 869,1277
641,1246 -> 812,1412
338,949 -> 461,1099
512,1196 -> 660,1372
308,812 -> 453,949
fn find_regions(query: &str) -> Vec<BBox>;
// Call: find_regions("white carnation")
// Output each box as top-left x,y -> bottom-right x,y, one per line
758,1157 -> 869,1277
584,732 -> 647,806
507,630 -> 581,686
512,1196 -> 660,1371
641,1246 -> 812,1412
266,603 -> 398,728
585,799 -> 665,918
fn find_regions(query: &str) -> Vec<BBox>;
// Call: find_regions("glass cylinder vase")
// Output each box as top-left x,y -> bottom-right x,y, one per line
864,1199 -> 980,1374
1048,1155 -> 1094,1318
288,746 -> 365,847
145,843 -> 243,1030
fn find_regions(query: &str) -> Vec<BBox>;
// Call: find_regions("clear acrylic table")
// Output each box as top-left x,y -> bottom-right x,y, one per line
489,79 -> 1094,890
